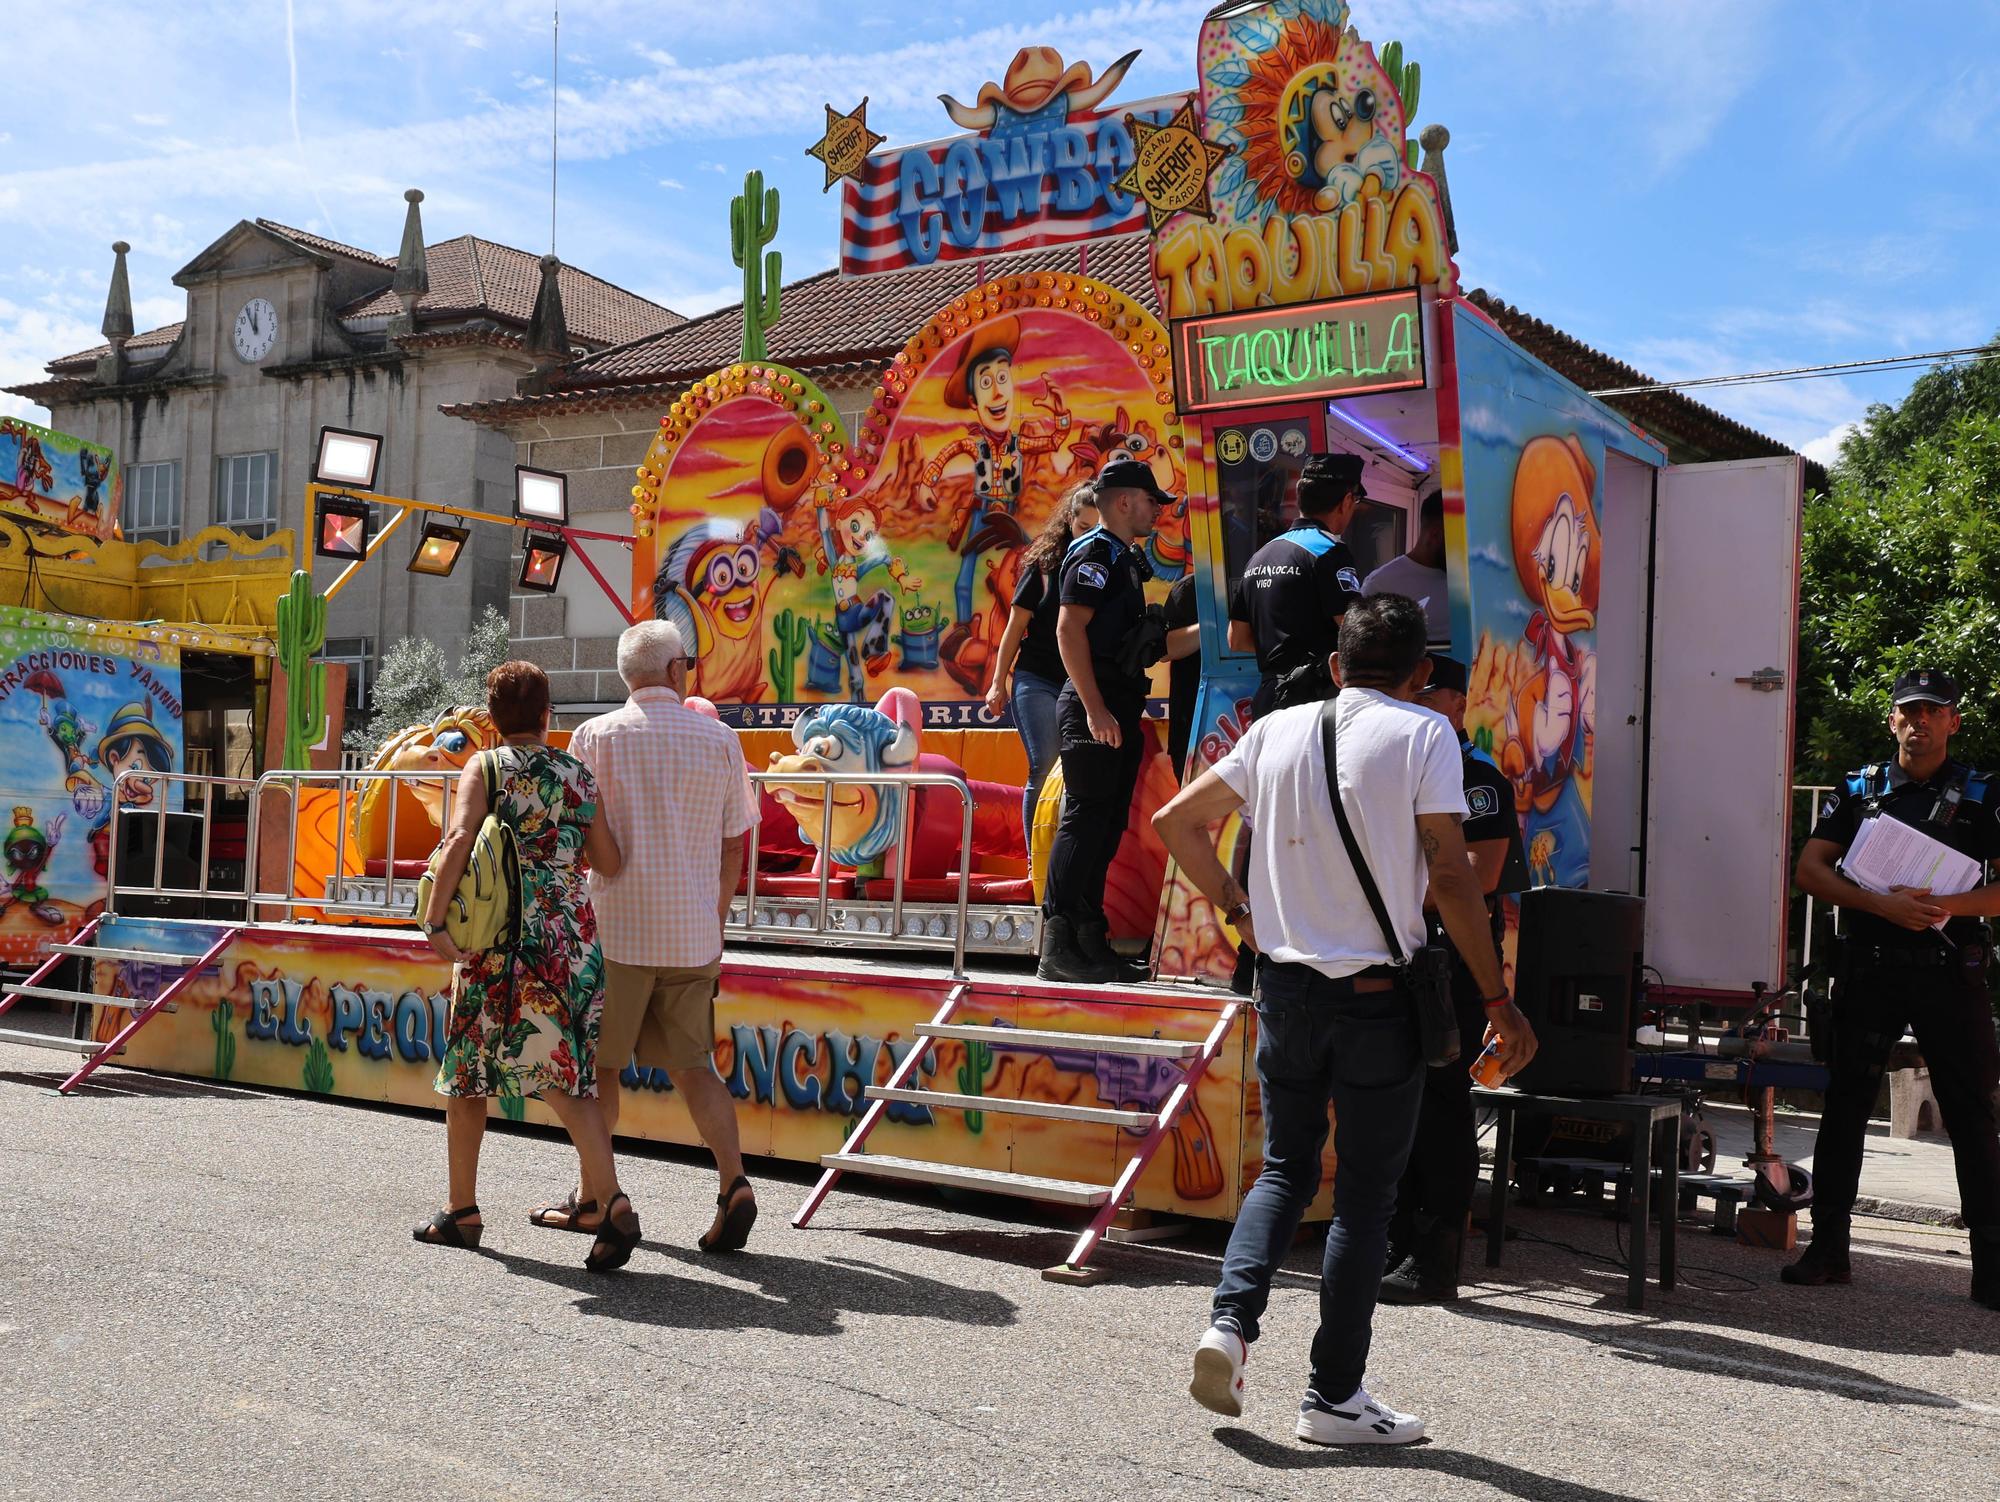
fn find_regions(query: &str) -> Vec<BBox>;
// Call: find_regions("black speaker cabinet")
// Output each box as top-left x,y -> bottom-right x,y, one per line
112,811 -> 207,921
1508,888 -> 1644,1096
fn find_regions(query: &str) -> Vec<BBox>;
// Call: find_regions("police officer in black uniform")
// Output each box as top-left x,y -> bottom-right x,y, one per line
1037,459 -> 1173,984
1381,654 -> 1529,1304
1790,668 -> 2000,1308
1228,451 -> 1369,718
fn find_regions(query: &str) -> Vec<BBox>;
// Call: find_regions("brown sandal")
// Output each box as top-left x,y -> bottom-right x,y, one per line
528,1190 -> 599,1233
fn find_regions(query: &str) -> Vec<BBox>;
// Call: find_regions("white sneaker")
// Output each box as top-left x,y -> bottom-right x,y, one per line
1296,1386 -> 1425,1446
1189,1323 -> 1248,1417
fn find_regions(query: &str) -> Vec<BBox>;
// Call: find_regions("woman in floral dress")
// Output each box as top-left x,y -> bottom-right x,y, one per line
415,661 -> 641,1272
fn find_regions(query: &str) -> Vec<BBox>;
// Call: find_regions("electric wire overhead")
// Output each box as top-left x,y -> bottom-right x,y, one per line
1592,344 -> 2000,398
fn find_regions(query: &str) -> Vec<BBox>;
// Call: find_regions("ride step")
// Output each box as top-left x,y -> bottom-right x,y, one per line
820,1152 -> 1112,1206
2,985 -> 172,1012
864,1085 -> 1156,1129
47,945 -> 196,966
916,1023 -> 1201,1058
0,1028 -> 107,1055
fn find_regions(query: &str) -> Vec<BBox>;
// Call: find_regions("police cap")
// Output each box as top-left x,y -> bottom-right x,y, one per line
1420,654 -> 1468,696
1892,667 -> 1960,708
1299,452 -> 1367,500
1096,458 -> 1174,505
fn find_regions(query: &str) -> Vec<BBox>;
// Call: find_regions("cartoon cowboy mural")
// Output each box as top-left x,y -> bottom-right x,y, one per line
915,314 -> 1071,678
940,46 -> 1139,136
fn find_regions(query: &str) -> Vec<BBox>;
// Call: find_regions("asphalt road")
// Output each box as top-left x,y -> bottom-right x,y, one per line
2,1036 -> 1995,1502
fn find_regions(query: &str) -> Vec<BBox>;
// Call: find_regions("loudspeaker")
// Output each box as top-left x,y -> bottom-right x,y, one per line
113,811 -> 207,920
1508,888 -> 1644,1096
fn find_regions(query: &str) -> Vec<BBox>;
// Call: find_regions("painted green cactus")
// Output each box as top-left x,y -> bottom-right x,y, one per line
768,607 -> 810,700
210,999 -> 236,1081
302,1033 -> 334,1093
956,1037 -> 993,1135
1380,40 -> 1424,173
731,169 -> 781,361
276,569 -> 329,770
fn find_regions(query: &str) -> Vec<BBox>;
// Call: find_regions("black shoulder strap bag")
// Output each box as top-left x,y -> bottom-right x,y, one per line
1318,699 -> 1461,1067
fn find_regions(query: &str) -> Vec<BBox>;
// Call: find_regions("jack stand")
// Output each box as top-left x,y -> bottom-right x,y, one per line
1105,1207 -> 1190,1247
1041,1261 -> 1108,1286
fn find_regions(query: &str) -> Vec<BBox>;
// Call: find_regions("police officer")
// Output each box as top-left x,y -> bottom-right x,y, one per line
1381,654 -> 1529,1304
1790,668 -> 2000,1308
1037,459 -> 1172,984
1227,451 -> 1368,718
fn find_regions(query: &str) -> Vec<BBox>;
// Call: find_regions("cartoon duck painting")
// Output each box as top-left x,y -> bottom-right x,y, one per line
1499,434 -> 1600,891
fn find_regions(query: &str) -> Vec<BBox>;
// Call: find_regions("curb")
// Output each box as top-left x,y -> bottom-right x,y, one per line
1854,1194 -> 1965,1230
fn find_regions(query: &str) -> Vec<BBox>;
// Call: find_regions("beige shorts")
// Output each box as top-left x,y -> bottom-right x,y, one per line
600,958 -> 721,1073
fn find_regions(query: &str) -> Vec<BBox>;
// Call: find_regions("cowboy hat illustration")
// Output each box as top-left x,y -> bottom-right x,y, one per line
941,47 -> 1140,132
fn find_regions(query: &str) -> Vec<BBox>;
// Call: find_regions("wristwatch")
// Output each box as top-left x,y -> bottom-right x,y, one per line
423,922 -> 447,938
1225,901 -> 1253,927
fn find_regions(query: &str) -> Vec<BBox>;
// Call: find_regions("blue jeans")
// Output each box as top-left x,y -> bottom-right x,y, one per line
1211,960 -> 1424,1400
1010,667 -> 1064,858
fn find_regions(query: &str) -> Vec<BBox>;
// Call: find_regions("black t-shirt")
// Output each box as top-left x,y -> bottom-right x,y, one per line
1462,737 -> 1528,936
1165,574 -> 1200,775
1058,527 -> 1150,702
1810,757 -> 2000,947
1227,520 -> 1364,680
1010,567 -> 1066,685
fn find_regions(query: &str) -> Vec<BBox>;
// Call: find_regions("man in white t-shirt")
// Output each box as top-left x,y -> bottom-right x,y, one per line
1153,593 -> 1536,1447
1361,487 -> 1449,644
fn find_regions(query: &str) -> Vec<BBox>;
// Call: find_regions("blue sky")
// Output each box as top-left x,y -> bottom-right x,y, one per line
3,0 -> 1995,464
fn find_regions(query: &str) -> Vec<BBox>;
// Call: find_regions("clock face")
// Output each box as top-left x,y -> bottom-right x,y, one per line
233,297 -> 278,363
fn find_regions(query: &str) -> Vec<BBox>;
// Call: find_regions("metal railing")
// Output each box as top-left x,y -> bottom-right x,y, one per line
106,770 -> 259,917
739,768 -> 978,977
244,767 -> 460,922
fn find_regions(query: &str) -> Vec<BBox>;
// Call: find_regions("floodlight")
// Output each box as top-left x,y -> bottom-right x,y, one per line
314,426 -> 382,490
517,532 -> 568,593
407,519 -> 469,577
314,493 -> 373,561
514,464 -> 568,525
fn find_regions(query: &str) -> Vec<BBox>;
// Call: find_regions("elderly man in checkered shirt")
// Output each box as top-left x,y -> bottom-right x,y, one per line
542,619 -> 759,1254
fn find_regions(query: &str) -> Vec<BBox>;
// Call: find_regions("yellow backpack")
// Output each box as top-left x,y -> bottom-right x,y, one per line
417,750 -> 521,953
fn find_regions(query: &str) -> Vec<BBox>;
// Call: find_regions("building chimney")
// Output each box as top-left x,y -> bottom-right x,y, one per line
97,240 -> 134,385
388,188 -> 429,337
525,253 -> 570,363
1419,125 -> 1459,255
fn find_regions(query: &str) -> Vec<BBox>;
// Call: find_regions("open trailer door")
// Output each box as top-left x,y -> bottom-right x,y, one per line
1642,456 -> 1803,1000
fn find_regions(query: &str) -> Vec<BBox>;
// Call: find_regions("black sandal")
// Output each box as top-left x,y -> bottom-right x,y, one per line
584,1193 -> 641,1274
528,1190 -> 599,1234
413,1204 -> 483,1249
698,1176 -> 758,1255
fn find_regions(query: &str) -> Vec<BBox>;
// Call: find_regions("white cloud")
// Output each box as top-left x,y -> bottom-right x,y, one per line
658,178 -> 685,191
454,30 -> 488,50
130,113 -> 169,127
1801,422 -> 1857,467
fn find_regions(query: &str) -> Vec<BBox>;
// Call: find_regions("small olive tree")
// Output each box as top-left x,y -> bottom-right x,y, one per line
344,605 -> 510,758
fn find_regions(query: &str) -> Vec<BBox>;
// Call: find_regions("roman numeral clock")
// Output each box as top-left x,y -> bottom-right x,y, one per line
233,296 -> 278,363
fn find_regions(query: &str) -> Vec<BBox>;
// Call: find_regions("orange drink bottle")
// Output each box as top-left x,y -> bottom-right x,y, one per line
1469,1036 -> 1507,1088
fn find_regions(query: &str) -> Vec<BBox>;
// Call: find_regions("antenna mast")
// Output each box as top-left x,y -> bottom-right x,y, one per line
550,6 -> 559,254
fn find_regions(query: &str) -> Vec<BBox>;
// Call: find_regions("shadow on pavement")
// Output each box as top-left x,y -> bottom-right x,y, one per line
853,1225 -> 1219,1289
483,1242 -> 1018,1336
0,1066 -> 273,1102
1214,1428 -> 1650,1500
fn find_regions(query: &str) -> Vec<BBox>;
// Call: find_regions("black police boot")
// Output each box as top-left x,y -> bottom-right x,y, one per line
1380,1222 -> 1462,1305
1780,1226 -> 1852,1287
1076,918 -> 1150,982
1971,1228 -> 2000,1311
1037,916 -> 1118,985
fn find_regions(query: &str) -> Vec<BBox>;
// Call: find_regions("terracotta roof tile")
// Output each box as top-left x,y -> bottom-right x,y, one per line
339,235 -> 683,349
255,218 -> 396,268
47,321 -> 185,373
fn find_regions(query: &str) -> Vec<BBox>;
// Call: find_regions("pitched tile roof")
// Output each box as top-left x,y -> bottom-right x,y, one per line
255,218 -> 396,268
338,235 -> 683,349
46,321 -> 186,374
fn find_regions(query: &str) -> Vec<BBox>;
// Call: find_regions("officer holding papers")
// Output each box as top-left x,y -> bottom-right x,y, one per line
1790,667 -> 2000,1307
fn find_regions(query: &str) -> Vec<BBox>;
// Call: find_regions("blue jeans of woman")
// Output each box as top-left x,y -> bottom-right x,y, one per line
1010,667 -> 1064,861
1210,959 -> 1425,1401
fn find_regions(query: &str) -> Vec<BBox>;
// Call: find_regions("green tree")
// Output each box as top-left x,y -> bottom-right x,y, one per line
1796,333 -> 2000,783
344,605 -> 511,757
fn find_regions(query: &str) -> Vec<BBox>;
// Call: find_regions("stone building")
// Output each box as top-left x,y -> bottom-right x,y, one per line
441,231 -> 1806,721
7,192 -> 681,718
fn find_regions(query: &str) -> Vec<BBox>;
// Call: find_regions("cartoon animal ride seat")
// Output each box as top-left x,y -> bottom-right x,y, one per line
350,708 -> 500,878
760,688 -> 1027,906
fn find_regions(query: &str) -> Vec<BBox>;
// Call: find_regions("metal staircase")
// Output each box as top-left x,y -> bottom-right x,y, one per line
0,915 -> 241,1094
792,983 -> 1242,1283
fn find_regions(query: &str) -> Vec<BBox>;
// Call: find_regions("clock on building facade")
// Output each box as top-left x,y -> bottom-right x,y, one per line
232,296 -> 278,363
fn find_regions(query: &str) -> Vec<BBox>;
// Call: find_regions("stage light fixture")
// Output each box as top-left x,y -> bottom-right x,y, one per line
514,464 -> 568,526
407,519 -> 469,577
314,426 -> 382,490
517,531 -> 568,593
313,493 -> 373,561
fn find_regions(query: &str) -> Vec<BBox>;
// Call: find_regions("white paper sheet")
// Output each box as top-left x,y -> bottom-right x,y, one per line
1839,814 -> 1984,907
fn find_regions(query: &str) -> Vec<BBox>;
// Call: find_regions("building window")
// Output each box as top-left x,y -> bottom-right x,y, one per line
126,461 -> 182,545
216,451 -> 278,538
323,636 -> 374,715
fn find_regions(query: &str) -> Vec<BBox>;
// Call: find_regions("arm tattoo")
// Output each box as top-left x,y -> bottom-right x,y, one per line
1419,814 -> 1459,868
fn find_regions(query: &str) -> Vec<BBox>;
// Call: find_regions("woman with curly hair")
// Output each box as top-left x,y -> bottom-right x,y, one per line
983,482 -> 1101,863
